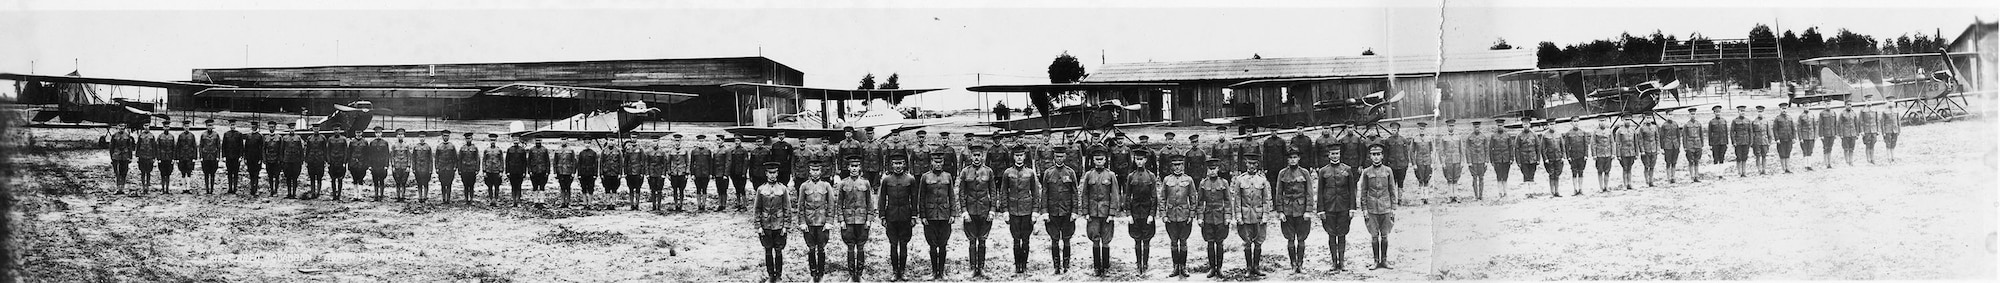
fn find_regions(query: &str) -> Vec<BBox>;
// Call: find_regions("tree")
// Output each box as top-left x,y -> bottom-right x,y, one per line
879,73 -> 901,90
1036,52 -> 1088,117
857,73 -> 877,90
1535,41 -> 1566,68
1738,24 -> 1779,89
1490,38 -> 1514,50
1361,48 -> 1376,56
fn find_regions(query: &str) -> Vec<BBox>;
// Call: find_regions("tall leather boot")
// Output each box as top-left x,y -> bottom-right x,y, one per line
968,243 -> 984,279
930,247 -> 946,280
1206,242 -> 1223,278
1290,244 -> 1303,273
1096,246 -> 1110,277
774,249 -> 786,283
1169,243 -> 1187,277
1051,243 -> 1065,274
891,243 -> 907,281
1135,244 -> 1150,275
1014,240 -> 1029,273
1379,238 -> 1393,269
1242,244 -> 1257,277
1331,238 -> 1347,272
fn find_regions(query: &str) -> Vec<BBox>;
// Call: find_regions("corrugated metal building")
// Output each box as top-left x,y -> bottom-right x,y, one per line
1949,20 -> 1998,93
180,57 -> 804,122
1081,49 -> 1539,125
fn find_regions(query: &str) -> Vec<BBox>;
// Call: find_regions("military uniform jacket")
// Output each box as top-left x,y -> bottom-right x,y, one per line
1345,137 -> 1373,168
110,132 -> 134,161
553,148 -> 576,174
1819,111 -> 1842,138
1002,166 -> 1041,216
503,145 -> 527,174
280,136 -> 305,163
345,138 -> 366,166
411,142 -> 434,171
1202,142 -> 1234,176
1798,114 -> 1819,139
1680,120 -> 1706,151
1384,135 -> 1411,168
457,143 -> 482,172
690,143 -> 713,177
198,131 -> 221,161
366,138 -> 389,168
1748,118 -> 1770,146
137,132 -> 157,162
1563,129 -> 1591,159
1708,117 -> 1731,146
575,148 -> 599,175
1729,117 -> 1753,146
1437,134 -> 1465,164
1316,163 -> 1356,212
986,143 -> 1012,173
1773,114 -> 1796,141
862,142 -> 886,174
648,146 -> 670,176
724,144 -> 749,177
1539,133 -> 1565,161
1636,127 -> 1660,154
1042,165 -> 1079,216
1881,111 -> 1901,134
1517,132 -> 1543,161
481,145 -> 505,174
666,143 -> 690,176
1658,121 -> 1682,150
1359,165 -> 1395,214
326,136 -> 351,166
1231,171 -> 1271,223
176,131 -> 197,161
390,141 -> 413,169
1611,130 -> 1635,157
919,170 -> 957,220
1855,110 -> 1877,135
242,132 -> 264,162
1080,168 -> 1120,218
837,176 -> 874,224
756,182 -> 793,230
1160,173 -> 1197,222
1465,133 -> 1489,164
879,172 -> 920,221
1291,135 -> 1319,168
958,165 -> 997,215
429,142 -> 454,170
1274,166 -> 1312,216
906,140 -> 930,173
796,177 -> 835,227
1259,136 -> 1288,173
221,130 -> 244,160
301,135 -> 325,164
1125,169 -> 1160,217
1590,130 -> 1615,157
1410,136 -> 1434,166
1112,142 -> 1136,175
1198,176 -> 1233,224
1486,133 -> 1514,164
598,144 -> 624,176
526,146 -> 550,174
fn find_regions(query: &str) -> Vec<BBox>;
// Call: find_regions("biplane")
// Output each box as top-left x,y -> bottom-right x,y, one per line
1209,74 -> 1439,139
964,83 -> 1182,138
197,83 -> 700,138
717,83 -> 950,142
1799,51 -> 1981,122
1494,62 -> 1717,127
3,72 -> 231,129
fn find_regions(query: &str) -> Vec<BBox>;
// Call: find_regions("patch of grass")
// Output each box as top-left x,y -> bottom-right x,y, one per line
532,226 -> 628,246
499,206 -> 595,219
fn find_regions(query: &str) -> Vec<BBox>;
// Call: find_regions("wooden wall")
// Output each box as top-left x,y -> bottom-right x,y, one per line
1156,70 -> 1534,126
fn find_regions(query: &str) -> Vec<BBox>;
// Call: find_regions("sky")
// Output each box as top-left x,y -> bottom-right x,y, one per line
1,0 -> 1994,110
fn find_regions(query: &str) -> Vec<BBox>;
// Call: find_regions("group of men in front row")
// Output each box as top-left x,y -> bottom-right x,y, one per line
96,101 -> 1904,281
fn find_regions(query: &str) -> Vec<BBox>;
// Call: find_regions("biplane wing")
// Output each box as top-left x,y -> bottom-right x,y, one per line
1495,62 -> 1715,82
485,84 -> 699,104
970,120 -> 1181,138
1228,114 -> 1436,140
721,83 -> 944,105
1504,102 -> 1715,128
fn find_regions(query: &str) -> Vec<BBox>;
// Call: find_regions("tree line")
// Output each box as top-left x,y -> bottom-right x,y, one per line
1526,24 -> 1952,89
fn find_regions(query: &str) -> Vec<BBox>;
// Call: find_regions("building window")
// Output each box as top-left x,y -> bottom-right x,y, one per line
1281,86 -> 1293,104
1221,88 -> 1234,105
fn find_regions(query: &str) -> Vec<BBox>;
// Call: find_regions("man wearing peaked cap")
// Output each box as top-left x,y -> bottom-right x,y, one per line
1359,144 -> 1396,270
1000,143 -> 1041,274
1196,155 -> 1233,278
1232,150 -> 1271,277
1273,146 -> 1314,273
958,144 -> 999,278
1042,145 -> 1082,274
1079,148 -> 1121,276
878,153 -> 920,280
753,161 -> 793,282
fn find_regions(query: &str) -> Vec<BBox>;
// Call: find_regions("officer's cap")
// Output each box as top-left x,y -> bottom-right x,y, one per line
762,161 -> 783,169
462,133 -> 474,137
845,155 -> 864,162
487,134 -> 499,138
969,145 -> 987,151
1416,122 -> 1429,127
1132,149 -> 1151,156
1051,146 -> 1069,151
888,154 -> 908,160
394,128 -> 406,132
807,160 -> 824,166
1241,152 -> 1261,158
1206,158 -> 1223,164
202,119 -> 214,123
1010,145 -> 1028,151
1471,121 -> 1483,125
1755,105 -> 1766,110
1369,144 -> 1387,152
1170,155 -> 1187,163
1735,105 -> 1747,109
1087,149 -> 1107,156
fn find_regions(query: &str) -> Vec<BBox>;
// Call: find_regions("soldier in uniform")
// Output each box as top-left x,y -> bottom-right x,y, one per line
159,123 -> 181,192
1123,148 -> 1162,275
1464,121 -> 1489,201
326,130 -> 352,200
1658,112 -> 1683,184
1158,154 -> 1198,277
430,132 -> 456,203
1041,146 -> 1081,274
1857,101 -> 1879,164
629,140 -> 651,211
918,151 -> 959,280
347,128 -> 369,188
1614,120 -> 1638,190
1637,120 -> 1660,187
1000,145 -> 1041,274
1880,103 -> 1901,163
1259,125 -> 1290,188
958,145 -> 998,278
412,132 -> 436,203
692,135 -> 716,211
1590,122 -> 1616,193
481,134 -> 506,205
280,128 -> 306,197
1359,144 -> 1397,270
199,120 -> 222,194
1538,124 -> 1566,197
1383,124 -> 1411,204
527,140 -> 551,206
1197,157 -> 1234,278
457,133 -> 482,205
553,143 -> 577,208
796,159 -> 836,282
366,128 -> 391,199
1798,108 -> 1819,171
241,123 -> 264,195
1233,152 -> 1272,277
1318,141 -> 1358,272
137,123 -> 158,193
1682,108 -> 1706,182
576,141 -> 600,209
1273,148 -> 1313,273
596,139 -> 623,208
1516,123 -> 1542,195
836,155 -> 875,282
1437,120 -> 1466,202
754,161 -> 793,282
390,130 -> 413,201
1487,119 -> 1515,199
302,131 -> 326,198
728,136 -> 754,211
1080,149 -> 1122,277
879,154 -> 919,281
1750,106 -> 1772,175
503,138 -> 528,206
772,133 -> 796,182
109,126 -> 136,194
664,135 -> 688,212
1707,106 -> 1732,173
1408,124 -> 1435,203
1773,104 -> 1797,173
1821,104 -> 1842,168
1729,106 -> 1753,177
176,120 -> 198,192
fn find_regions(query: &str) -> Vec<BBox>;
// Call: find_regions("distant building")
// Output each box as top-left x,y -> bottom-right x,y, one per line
1949,20 -> 1998,93
1080,49 -> 1539,125
179,56 -> 803,122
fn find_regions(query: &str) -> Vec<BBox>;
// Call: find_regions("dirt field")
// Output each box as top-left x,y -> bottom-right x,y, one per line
4,108 -> 1996,282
